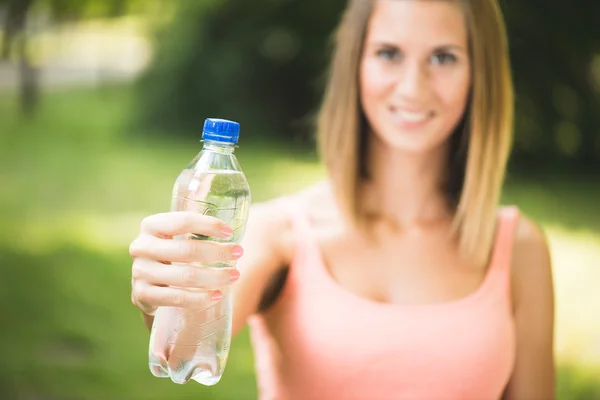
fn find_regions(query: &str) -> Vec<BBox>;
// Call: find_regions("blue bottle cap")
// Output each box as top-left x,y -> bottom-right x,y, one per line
202,118 -> 240,144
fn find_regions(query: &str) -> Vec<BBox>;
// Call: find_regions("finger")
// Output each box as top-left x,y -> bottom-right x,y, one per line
131,277 -> 158,315
134,296 -> 157,316
132,258 -> 239,289
130,235 -> 244,264
134,282 -> 223,310
140,212 -> 233,239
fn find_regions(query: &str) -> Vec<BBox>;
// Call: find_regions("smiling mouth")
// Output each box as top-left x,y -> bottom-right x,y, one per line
390,107 -> 434,125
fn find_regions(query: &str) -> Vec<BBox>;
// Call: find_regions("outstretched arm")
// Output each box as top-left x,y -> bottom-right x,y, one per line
503,216 -> 555,400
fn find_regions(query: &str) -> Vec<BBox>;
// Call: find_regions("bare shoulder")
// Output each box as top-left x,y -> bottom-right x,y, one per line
503,213 -> 555,398
510,211 -> 554,311
290,180 -> 341,227
512,213 -> 552,272
248,197 -> 292,229
246,196 -> 295,260
289,180 -> 334,206
246,181 -> 336,260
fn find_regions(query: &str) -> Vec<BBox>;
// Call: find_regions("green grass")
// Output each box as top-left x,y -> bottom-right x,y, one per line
0,85 -> 598,399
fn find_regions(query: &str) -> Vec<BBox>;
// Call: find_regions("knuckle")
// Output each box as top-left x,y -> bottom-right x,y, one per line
130,285 -> 137,306
140,215 -> 153,232
218,249 -> 229,261
181,267 -> 198,285
172,291 -> 186,307
177,241 -> 189,258
162,214 -> 181,235
131,262 -> 145,280
180,241 -> 201,260
163,212 -> 183,235
134,283 -> 147,302
129,238 -> 141,257
180,213 -> 196,233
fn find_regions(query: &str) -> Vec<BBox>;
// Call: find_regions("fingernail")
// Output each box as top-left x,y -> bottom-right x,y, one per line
221,226 -> 233,239
230,269 -> 240,282
212,291 -> 223,301
232,245 -> 244,259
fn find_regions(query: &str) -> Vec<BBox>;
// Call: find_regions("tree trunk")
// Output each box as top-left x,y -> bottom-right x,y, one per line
18,32 -> 38,116
1,0 -> 38,115
1,11 -> 15,60
2,0 -> 35,60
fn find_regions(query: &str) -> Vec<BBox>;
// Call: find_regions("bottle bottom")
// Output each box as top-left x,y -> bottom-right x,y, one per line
149,353 -> 222,386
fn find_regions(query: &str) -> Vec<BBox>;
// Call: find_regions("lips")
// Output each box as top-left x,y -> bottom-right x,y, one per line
390,106 -> 434,126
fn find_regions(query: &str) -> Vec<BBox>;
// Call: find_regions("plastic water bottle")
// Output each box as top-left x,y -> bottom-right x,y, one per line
148,118 -> 251,385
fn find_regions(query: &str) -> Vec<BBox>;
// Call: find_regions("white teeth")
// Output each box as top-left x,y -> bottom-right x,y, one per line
395,110 -> 429,123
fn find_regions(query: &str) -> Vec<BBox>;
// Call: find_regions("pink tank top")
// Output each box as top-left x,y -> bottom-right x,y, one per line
248,203 -> 518,400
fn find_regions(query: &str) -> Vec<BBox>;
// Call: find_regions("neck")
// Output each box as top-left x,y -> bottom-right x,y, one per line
363,135 -> 452,228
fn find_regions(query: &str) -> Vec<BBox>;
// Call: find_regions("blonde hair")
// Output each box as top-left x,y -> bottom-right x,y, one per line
317,0 -> 514,268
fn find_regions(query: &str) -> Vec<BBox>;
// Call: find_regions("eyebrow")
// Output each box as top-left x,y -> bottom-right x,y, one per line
434,45 -> 466,53
368,41 -> 467,53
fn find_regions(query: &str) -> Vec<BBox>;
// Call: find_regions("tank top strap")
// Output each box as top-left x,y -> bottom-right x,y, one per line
485,206 -> 520,302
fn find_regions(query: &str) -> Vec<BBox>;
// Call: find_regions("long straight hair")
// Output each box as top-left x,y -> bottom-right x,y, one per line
317,0 -> 514,268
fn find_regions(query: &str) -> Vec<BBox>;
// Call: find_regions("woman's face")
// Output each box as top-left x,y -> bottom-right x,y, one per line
360,0 -> 471,155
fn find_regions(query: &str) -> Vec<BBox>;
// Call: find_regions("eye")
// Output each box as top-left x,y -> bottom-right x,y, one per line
376,47 -> 402,61
431,51 -> 458,65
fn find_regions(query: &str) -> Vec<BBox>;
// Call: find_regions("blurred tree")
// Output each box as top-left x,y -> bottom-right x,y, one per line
504,0 -> 600,168
1,0 -> 37,114
136,0 -> 347,143
0,0 -> 151,115
137,0 -> 600,167
1,0 -> 34,60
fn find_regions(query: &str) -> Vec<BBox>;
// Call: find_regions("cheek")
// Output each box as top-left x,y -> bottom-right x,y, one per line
436,71 -> 471,115
360,60 -> 393,105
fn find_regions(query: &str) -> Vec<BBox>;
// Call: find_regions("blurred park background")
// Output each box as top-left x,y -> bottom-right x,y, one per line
0,0 -> 599,399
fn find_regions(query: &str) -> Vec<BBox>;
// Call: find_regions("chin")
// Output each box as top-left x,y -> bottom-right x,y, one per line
371,122 -> 452,156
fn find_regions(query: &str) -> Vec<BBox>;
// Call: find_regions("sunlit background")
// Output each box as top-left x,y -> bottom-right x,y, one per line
0,0 -> 599,399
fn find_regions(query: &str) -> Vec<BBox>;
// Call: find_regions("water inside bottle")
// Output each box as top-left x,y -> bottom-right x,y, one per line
149,168 -> 250,385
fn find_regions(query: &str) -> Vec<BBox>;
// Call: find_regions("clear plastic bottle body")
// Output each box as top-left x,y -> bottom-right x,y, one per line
148,141 -> 250,385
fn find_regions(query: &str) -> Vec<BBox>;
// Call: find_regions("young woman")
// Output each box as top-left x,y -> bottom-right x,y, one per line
129,0 -> 555,398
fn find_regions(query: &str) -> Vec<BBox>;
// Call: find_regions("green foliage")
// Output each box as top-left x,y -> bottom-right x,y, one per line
504,0 -> 600,167
0,0 -> 147,28
135,0 -> 347,142
36,0 -> 149,20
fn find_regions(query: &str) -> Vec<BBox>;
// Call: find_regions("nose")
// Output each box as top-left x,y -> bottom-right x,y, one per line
394,61 -> 429,103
